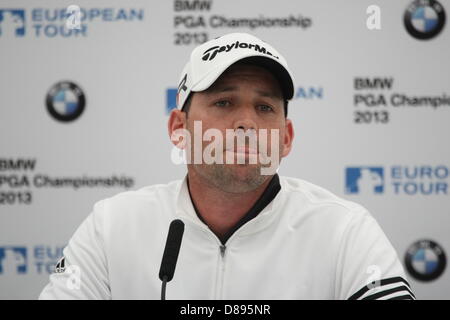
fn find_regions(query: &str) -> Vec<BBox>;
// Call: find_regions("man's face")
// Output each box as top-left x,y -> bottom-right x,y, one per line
175,63 -> 294,193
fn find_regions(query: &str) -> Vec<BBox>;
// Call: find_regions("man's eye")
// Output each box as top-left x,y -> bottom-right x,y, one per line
258,105 -> 273,112
214,100 -> 231,107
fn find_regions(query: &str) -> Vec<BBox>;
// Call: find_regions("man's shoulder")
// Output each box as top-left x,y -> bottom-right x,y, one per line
278,176 -> 383,251
91,179 -> 183,219
106,179 -> 182,202
279,175 -> 368,219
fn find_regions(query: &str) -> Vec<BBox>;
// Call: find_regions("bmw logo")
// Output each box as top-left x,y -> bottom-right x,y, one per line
404,0 -> 446,40
46,81 -> 86,122
405,239 -> 446,281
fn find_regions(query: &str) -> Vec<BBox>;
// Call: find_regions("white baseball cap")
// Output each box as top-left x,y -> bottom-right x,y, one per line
176,32 -> 295,110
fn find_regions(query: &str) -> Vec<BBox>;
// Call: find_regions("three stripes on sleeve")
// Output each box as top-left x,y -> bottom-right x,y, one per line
348,277 -> 415,300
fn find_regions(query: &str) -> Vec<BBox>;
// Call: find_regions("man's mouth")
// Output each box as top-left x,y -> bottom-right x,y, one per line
225,146 -> 258,155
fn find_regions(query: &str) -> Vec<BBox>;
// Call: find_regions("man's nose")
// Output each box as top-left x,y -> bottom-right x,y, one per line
232,106 -> 258,131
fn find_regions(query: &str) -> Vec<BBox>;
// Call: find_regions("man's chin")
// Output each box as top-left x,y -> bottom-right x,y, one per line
223,161 -> 261,174
193,163 -> 267,193
219,164 -> 268,192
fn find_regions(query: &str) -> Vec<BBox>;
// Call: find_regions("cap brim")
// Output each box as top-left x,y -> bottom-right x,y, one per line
240,56 -> 294,100
191,55 -> 294,100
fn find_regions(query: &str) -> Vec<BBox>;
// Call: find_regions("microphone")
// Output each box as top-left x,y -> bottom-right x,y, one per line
158,219 -> 185,300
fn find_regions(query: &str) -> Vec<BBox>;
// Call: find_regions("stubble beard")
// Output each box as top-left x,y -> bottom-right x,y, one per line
185,122 -> 283,193
190,161 -> 268,193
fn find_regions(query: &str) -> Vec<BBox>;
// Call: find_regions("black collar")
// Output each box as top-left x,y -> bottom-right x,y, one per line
187,174 -> 281,244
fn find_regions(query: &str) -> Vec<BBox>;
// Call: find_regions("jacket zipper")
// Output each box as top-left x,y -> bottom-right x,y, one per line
180,218 -> 230,299
220,245 -> 226,258
216,244 -> 227,299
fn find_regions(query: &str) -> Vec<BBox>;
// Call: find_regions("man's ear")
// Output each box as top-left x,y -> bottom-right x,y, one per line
281,118 -> 294,158
168,109 -> 187,148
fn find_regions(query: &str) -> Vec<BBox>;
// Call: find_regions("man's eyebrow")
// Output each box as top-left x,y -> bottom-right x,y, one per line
205,86 -> 282,99
206,85 -> 238,94
255,89 -> 283,99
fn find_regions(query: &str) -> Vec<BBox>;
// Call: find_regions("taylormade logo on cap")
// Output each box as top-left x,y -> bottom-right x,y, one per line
201,41 -> 280,61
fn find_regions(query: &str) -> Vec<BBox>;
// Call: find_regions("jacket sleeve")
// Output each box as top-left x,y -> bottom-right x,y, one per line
335,207 -> 415,300
38,201 -> 111,300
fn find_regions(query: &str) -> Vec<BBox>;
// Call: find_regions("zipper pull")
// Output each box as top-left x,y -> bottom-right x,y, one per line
220,245 -> 226,257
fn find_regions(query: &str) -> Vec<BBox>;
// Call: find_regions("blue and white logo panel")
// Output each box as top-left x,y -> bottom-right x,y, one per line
0,247 -> 27,274
0,9 -> 25,37
345,167 -> 384,195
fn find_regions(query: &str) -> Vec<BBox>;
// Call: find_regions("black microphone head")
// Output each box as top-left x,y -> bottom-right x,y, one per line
159,219 -> 185,282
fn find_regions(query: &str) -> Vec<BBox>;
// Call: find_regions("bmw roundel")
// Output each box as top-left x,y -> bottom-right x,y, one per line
404,0 -> 446,40
405,239 -> 446,282
46,81 -> 86,122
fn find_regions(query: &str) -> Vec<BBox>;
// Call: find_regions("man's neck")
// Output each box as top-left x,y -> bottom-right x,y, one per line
187,169 -> 273,241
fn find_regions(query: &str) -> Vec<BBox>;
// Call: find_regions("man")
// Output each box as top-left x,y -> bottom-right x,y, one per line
39,33 -> 415,300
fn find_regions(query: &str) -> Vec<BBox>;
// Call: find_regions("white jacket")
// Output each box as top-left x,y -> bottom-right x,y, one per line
39,176 -> 414,300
